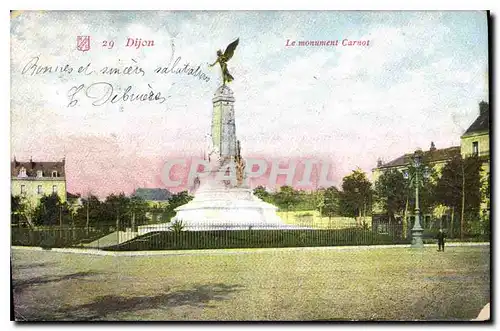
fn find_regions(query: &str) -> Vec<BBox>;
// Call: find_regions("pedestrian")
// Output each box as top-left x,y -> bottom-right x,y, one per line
436,229 -> 446,252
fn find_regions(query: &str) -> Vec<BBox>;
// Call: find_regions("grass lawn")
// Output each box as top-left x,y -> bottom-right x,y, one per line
11,245 -> 490,321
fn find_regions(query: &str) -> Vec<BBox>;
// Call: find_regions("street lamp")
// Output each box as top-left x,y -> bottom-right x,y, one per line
403,149 -> 429,248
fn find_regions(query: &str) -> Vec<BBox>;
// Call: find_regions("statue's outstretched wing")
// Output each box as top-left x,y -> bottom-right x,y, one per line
223,38 -> 239,61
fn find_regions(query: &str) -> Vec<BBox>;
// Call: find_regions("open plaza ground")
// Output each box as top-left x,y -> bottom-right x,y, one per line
11,245 -> 489,321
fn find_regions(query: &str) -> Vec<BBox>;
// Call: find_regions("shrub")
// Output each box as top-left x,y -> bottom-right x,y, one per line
104,228 -> 411,251
169,220 -> 186,233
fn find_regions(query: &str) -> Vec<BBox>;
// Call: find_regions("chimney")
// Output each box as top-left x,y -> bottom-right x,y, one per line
479,101 -> 489,115
377,158 -> 383,167
430,141 -> 436,152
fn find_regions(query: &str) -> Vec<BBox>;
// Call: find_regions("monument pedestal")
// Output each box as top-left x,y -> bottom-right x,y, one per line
171,178 -> 308,230
138,174 -> 309,234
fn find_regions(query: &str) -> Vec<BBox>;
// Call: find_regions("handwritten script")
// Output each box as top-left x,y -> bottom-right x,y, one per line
67,82 -> 168,107
20,46 -> 211,108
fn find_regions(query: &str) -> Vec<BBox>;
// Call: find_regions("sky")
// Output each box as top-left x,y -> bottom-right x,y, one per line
10,11 -> 489,197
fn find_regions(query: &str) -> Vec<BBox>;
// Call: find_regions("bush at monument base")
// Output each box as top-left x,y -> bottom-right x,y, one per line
103,229 -> 411,251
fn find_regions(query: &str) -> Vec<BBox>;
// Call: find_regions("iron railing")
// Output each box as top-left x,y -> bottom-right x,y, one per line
11,221 -> 489,250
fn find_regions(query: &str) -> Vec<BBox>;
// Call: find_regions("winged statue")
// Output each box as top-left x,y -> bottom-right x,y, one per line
209,38 -> 239,85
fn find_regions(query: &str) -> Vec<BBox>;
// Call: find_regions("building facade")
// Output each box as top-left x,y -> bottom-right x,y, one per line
372,143 -> 461,235
460,101 -> 490,219
372,101 -> 491,236
461,101 -> 490,159
11,158 -> 67,206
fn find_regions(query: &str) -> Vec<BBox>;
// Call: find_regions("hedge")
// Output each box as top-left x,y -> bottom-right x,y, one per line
104,229 -> 411,251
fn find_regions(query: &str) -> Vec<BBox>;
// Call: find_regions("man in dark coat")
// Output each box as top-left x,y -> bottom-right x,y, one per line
436,229 -> 446,252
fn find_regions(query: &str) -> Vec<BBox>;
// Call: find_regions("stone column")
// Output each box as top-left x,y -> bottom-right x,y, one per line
212,85 -> 237,161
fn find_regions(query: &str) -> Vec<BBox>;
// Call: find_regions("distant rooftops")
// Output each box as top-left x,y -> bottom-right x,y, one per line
376,144 -> 461,169
67,192 -> 81,199
132,188 -> 172,201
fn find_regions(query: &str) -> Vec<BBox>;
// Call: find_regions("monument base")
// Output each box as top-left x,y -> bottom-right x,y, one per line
138,182 -> 310,235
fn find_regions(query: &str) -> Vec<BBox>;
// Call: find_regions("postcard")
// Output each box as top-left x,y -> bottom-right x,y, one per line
10,10 -> 490,321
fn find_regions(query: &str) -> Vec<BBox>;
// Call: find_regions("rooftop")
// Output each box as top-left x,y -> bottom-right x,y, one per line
11,158 -> 65,178
376,146 -> 461,170
462,101 -> 489,137
132,188 -> 172,201
67,192 -> 81,199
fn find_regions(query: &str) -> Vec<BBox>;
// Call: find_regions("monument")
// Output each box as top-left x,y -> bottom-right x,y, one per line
138,39 -> 309,234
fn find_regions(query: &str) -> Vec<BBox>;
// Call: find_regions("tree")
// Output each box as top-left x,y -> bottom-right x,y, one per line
253,186 -> 273,203
254,186 -> 323,212
480,170 -> 490,214
127,196 -> 148,231
12,195 -> 37,228
57,201 -> 69,228
169,191 -> 193,208
11,195 -> 22,226
103,193 -> 130,230
274,186 -> 299,210
339,169 -> 372,226
66,202 -> 79,227
312,188 -> 326,213
274,186 -> 300,221
162,191 -> 193,222
34,193 -> 62,226
65,201 -> 81,240
293,190 -> 320,211
479,169 -> 490,235
75,194 -> 101,229
322,186 -> 340,221
374,169 -> 406,223
435,155 -> 482,238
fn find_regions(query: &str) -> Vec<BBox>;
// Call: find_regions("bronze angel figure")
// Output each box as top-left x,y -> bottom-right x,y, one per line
209,38 -> 239,85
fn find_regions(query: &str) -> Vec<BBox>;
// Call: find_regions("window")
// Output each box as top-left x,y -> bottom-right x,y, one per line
20,185 -> 26,194
52,171 -> 58,177
37,185 -> 43,195
36,170 -> 43,178
18,167 -> 27,177
472,141 -> 479,155
52,185 -> 57,194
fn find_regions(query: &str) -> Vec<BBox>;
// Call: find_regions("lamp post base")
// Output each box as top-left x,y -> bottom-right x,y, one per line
411,228 -> 424,248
